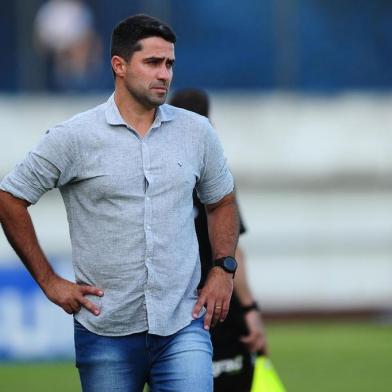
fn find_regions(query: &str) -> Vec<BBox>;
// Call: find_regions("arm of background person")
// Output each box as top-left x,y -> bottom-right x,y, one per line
235,244 -> 268,354
192,191 -> 239,330
0,190 -> 103,316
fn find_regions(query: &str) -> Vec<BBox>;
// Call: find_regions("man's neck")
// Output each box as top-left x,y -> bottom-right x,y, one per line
114,89 -> 157,138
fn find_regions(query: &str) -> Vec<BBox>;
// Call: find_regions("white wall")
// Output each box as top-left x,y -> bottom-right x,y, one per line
1,93 -> 392,312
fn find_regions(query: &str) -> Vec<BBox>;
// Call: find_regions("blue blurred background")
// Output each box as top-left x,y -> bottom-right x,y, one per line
1,0 -> 392,362
2,0 -> 392,92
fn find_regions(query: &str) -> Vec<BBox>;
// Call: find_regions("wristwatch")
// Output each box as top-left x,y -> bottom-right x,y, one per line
212,256 -> 237,278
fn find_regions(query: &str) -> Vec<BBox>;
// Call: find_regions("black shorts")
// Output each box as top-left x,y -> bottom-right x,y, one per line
213,348 -> 255,392
211,297 -> 255,392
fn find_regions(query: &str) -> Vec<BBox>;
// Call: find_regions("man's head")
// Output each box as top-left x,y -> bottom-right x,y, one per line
111,14 -> 176,66
111,15 -> 176,108
169,88 -> 210,118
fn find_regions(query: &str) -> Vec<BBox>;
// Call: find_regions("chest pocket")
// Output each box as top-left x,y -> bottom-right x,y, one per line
78,147 -> 145,201
151,154 -> 197,197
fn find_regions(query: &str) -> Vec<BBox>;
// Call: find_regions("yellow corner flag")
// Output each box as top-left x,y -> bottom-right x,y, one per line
251,356 -> 287,392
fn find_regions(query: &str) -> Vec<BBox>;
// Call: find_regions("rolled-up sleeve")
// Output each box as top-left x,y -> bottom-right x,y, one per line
0,126 -> 77,204
196,122 -> 234,205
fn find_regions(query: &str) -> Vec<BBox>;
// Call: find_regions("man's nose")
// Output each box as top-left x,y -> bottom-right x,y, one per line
157,65 -> 171,81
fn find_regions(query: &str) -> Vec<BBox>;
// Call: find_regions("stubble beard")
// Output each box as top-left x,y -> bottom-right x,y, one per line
125,80 -> 168,110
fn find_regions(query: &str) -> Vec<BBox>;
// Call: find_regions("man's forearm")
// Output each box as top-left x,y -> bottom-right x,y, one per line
0,190 -> 56,291
0,190 -> 103,315
205,192 -> 239,259
193,192 -> 239,329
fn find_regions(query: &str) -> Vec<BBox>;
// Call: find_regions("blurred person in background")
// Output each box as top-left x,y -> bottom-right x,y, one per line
170,88 -> 267,392
34,0 -> 105,92
0,14 -> 240,392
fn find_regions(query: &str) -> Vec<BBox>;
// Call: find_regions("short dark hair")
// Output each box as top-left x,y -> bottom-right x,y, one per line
169,89 -> 210,118
111,14 -> 176,63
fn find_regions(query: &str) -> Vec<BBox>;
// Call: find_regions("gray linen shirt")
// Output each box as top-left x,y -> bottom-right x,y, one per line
0,94 -> 234,336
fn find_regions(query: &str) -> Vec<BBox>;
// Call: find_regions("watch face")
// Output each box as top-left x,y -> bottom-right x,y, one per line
223,257 -> 237,272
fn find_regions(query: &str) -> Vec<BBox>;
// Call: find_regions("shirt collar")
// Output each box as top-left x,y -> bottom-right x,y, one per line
105,93 -> 175,127
154,103 -> 175,127
105,93 -> 126,126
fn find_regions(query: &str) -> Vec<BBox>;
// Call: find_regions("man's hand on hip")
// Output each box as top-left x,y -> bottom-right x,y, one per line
192,267 -> 233,330
43,274 -> 104,316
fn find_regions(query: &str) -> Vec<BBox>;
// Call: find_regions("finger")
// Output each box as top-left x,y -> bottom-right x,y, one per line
219,308 -> 229,322
79,296 -> 101,316
251,339 -> 265,353
74,305 -> 82,314
219,300 -> 230,322
249,338 -> 262,353
64,308 -> 73,314
239,332 -> 259,344
259,341 -> 269,356
69,298 -> 82,314
71,305 -> 82,314
79,285 -> 104,297
62,304 -> 74,314
211,304 -> 222,327
239,335 -> 253,344
203,301 -> 215,330
239,337 -> 254,351
248,336 -> 266,353
258,337 -> 268,352
239,338 -> 256,352
240,336 -> 258,352
192,296 -> 205,319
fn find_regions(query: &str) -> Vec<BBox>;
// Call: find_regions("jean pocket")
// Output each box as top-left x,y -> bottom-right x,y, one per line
74,318 -> 88,332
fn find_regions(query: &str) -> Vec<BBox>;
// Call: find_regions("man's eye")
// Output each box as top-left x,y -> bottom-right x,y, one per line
145,59 -> 160,65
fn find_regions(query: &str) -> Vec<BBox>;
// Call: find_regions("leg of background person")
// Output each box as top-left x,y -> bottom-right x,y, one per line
74,319 -> 148,392
148,317 -> 213,392
213,352 -> 255,392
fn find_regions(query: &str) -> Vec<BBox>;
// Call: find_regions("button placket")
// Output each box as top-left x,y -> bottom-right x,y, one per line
141,141 -> 154,272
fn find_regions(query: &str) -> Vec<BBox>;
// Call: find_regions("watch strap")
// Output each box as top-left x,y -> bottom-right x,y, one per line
241,301 -> 260,314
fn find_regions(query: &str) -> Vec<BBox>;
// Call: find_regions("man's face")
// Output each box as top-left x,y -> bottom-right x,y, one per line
123,36 -> 175,109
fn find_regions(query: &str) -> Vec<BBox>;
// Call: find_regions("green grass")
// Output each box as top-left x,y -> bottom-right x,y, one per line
0,321 -> 391,391
0,362 -> 80,392
267,320 -> 392,392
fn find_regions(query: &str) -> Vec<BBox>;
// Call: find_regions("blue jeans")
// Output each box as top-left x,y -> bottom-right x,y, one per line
74,317 -> 213,392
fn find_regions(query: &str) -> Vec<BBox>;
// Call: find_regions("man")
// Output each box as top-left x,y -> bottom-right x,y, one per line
170,88 -> 267,392
0,15 -> 239,392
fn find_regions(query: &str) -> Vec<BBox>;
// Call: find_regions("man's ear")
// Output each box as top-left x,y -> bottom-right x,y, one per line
111,56 -> 127,78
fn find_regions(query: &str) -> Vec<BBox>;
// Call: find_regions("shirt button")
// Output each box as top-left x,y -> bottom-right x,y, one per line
146,197 -> 150,201
147,225 -> 151,230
